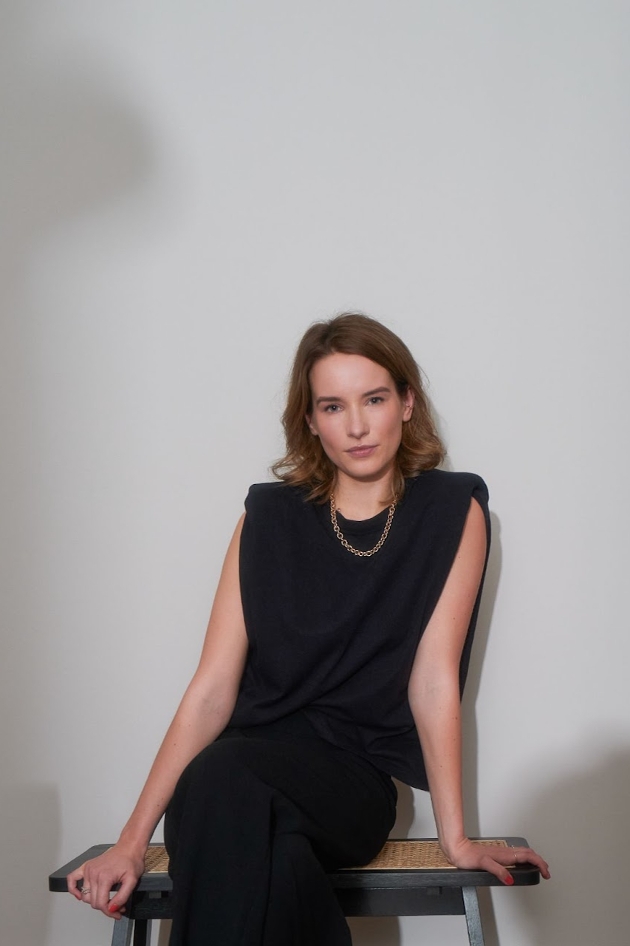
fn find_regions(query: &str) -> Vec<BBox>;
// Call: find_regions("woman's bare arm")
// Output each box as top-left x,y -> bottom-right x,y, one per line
408,498 -> 550,884
67,513 -> 250,916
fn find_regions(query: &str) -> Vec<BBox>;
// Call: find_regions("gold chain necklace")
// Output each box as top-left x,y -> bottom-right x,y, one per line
329,496 -> 396,558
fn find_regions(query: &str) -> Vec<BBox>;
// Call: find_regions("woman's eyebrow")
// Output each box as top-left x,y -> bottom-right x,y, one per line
363,386 -> 391,398
314,386 -> 391,406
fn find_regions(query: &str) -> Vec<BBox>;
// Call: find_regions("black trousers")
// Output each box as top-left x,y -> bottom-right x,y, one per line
164,714 -> 397,946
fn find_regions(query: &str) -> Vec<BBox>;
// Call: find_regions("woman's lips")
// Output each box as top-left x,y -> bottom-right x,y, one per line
346,445 -> 377,458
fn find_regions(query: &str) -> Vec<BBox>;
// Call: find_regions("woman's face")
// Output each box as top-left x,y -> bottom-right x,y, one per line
307,353 -> 414,488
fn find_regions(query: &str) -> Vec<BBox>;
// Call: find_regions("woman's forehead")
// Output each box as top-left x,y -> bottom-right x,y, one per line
309,353 -> 392,394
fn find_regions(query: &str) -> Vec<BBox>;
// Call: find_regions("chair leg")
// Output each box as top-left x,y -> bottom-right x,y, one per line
133,918 -> 152,946
111,917 -> 133,946
462,886 -> 485,946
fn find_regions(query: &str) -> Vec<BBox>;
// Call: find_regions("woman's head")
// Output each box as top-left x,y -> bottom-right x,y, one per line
272,313 -> 445,501
272,313 -> 445,502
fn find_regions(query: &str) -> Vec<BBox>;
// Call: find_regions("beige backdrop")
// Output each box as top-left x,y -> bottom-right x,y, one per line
1,2 -> 629,944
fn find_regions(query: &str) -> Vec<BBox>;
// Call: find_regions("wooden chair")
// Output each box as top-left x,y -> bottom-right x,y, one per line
49,837 -> 540,946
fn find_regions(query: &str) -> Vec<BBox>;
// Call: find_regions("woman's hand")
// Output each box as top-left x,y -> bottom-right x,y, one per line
441,837 -> 551,885
67,843 -> 146,919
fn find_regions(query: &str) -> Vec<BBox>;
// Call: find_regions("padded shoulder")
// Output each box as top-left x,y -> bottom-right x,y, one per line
244,481 -> 305,515
410,469 -> 488,504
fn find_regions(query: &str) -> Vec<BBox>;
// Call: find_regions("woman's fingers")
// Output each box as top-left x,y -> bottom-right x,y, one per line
478,851 -> 515,885
89,873 -> 111,914
82,868 -> 126,916
510,845 -> 551,879
66,864 -> 87,900
446,840 -> 550,885
67,848 -> 145,917
481,844 -> 551,884
107,873 -> 137,919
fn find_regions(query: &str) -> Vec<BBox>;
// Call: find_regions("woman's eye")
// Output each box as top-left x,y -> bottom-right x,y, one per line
368,396 -> 384,405
324,404 -> 340,413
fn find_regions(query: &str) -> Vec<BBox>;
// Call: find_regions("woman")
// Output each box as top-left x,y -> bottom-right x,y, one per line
68,313 -> 549,944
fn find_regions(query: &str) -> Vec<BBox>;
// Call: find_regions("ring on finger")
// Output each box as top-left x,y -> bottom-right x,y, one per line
81,887 -> 91,896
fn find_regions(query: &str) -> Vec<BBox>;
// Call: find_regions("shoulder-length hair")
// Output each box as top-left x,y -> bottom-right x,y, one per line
271,313 -> 445,502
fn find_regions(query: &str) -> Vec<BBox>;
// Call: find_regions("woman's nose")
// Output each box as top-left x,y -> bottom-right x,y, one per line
346,407 -> 369,439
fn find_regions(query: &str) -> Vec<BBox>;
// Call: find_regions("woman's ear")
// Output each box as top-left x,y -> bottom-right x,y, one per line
402,387 -> 415,422
305,414 -> 318,436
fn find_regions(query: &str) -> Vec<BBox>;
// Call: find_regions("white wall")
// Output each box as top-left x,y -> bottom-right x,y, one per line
1,2 -> 629,944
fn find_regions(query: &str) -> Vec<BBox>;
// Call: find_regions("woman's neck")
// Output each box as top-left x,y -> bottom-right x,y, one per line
332,474 -> 395,521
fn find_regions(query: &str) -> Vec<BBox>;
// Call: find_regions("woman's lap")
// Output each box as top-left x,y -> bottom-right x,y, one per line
163,721 -> 396,944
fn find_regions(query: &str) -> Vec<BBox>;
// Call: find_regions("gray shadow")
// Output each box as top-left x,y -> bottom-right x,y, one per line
390,779 -> 416,838
0,42 -> 154,268
0,7 -> 154,570
462,510 -> 504,826
0,10 -> 155,946
516,743 -> 630,946
0,783 -> 61,946
461,511 -> 503,946
348,780 -> 415,946
0,5 -> 154,452
348,915 -> 401,945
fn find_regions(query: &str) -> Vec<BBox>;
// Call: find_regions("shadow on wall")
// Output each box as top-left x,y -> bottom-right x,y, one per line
0,0 -> 154,569
346,780 -> 416,946
0,8 -> 154,946
0,29 -> 154,278
462,510 -> 503,833
0,0 -> 155,450
516,740 -> 630,946
462,510 -> 503,946
0,783 -> 61,946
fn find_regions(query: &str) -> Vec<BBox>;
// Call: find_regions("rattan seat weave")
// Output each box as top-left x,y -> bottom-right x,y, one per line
144,847 -> 169,873
347,838 -> 509,870
142,839 -> 509,874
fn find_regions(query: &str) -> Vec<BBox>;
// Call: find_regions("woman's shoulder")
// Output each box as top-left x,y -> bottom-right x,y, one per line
244,481 -> 307,513
406,469 -> 489,504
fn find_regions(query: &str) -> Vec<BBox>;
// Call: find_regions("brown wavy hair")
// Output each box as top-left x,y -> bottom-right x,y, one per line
271,313 -> 445,502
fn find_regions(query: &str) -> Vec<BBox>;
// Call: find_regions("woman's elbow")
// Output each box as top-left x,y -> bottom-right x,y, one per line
181,674 -> 240,730
408,672 -> 460,717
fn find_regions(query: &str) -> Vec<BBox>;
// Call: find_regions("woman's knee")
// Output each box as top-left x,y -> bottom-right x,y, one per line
181,736 -> 252,796
168,738 -> 249,821
165,737 -> 255,856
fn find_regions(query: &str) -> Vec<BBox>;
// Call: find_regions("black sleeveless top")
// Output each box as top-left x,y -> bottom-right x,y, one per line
229,470 -> 490,790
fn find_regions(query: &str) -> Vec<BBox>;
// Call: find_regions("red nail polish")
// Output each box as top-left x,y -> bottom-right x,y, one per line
504,874 -> 514,886
108,902 -> 118,912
